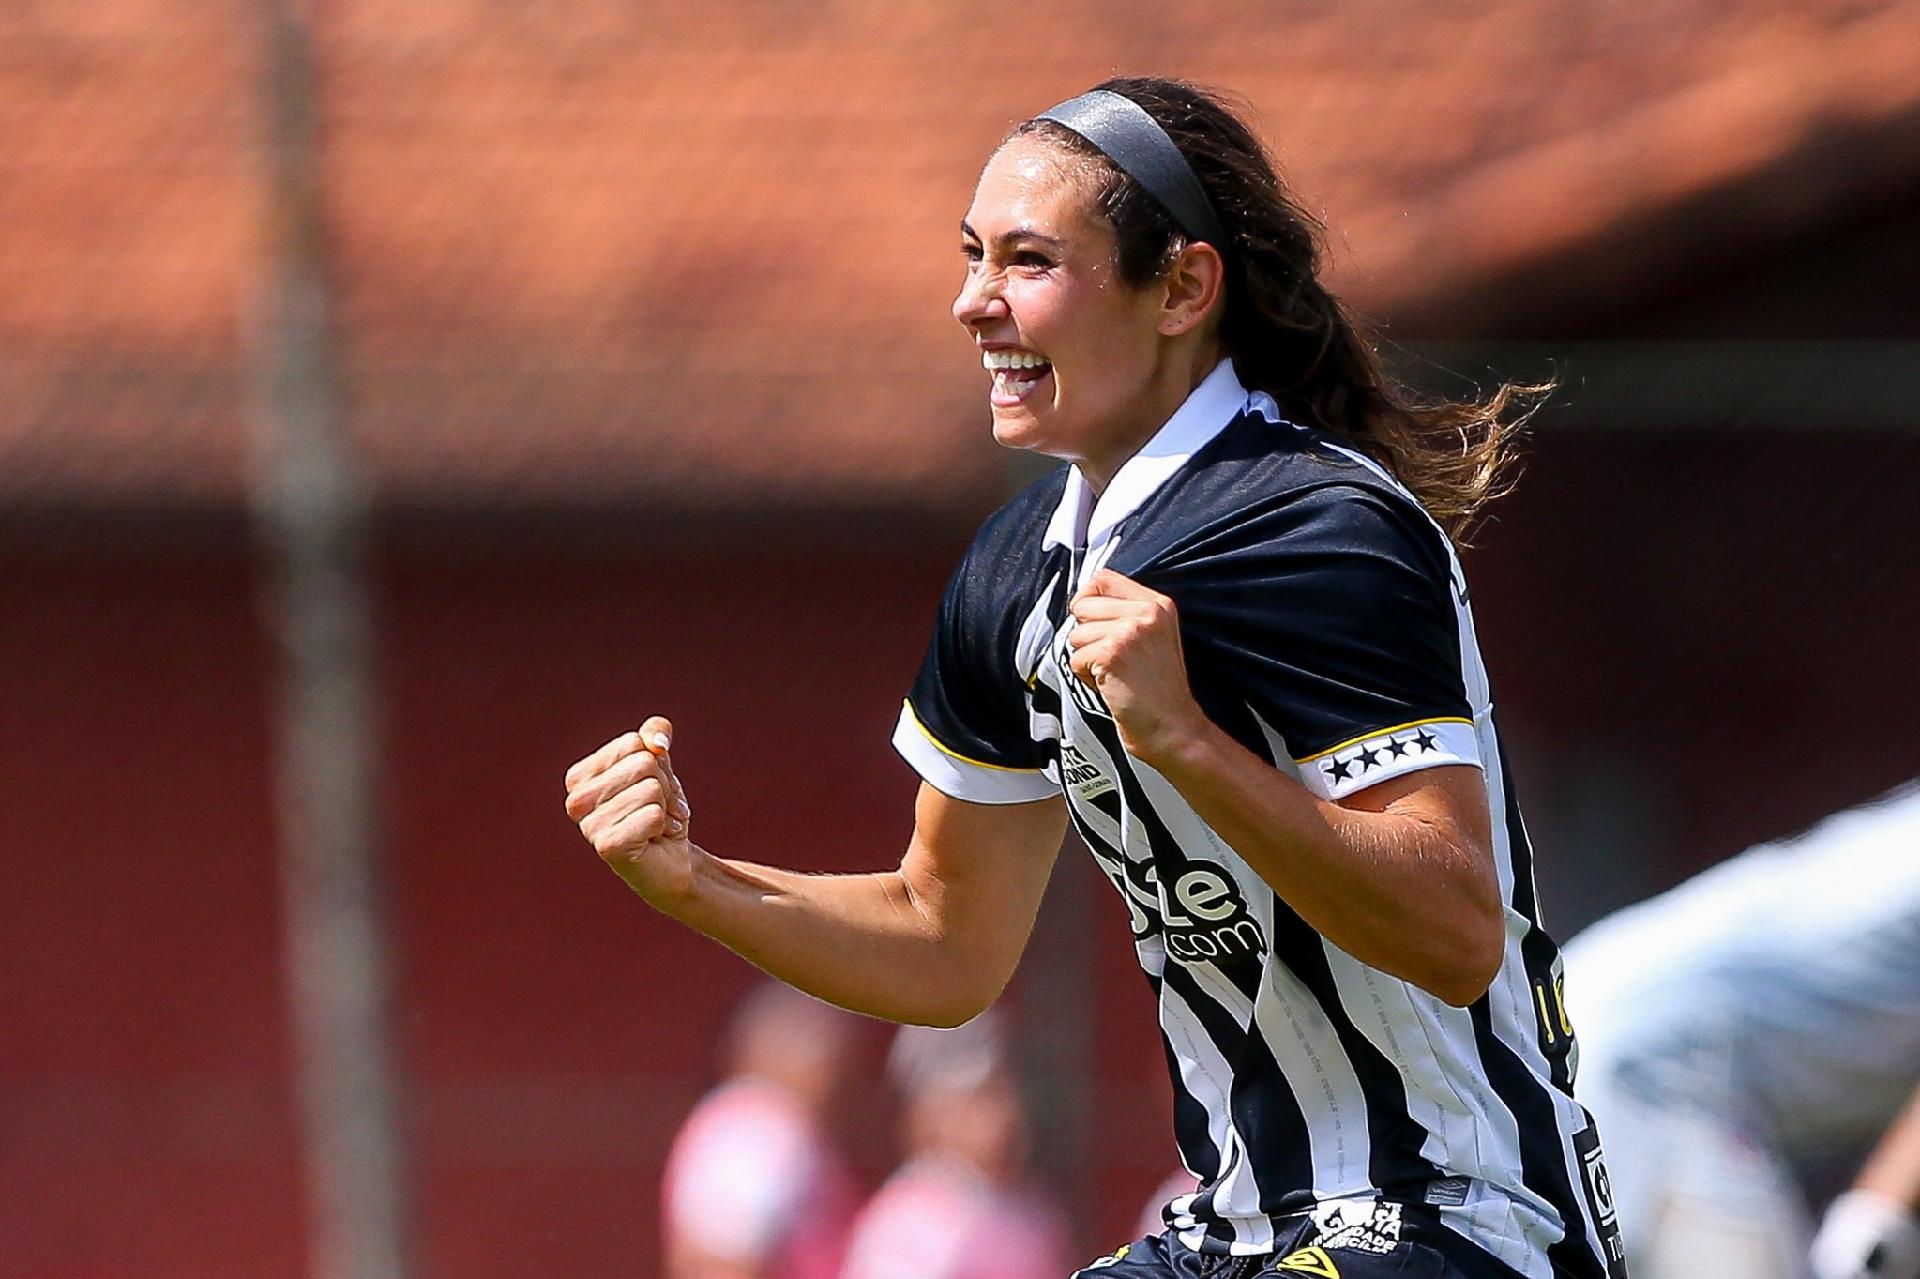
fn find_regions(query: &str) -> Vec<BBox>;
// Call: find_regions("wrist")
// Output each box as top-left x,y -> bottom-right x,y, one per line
1813,1190 -> 1920,1279
617,842 -> 707,919
1133,707 -> 1223,775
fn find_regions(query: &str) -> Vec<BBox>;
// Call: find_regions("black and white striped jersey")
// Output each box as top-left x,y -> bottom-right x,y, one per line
892,361 -> 1626,1279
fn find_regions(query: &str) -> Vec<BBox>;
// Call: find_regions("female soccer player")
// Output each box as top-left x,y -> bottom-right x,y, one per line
565,78 -> 1622,1279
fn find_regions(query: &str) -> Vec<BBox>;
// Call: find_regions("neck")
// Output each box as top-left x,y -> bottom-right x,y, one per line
1080,340 -> 1222,494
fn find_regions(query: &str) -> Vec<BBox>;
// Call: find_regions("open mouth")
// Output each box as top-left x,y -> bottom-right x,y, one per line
982,349 -> 1053,407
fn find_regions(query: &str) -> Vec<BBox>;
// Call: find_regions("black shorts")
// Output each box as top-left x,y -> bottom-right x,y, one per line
1071,1205 -> 1527,1279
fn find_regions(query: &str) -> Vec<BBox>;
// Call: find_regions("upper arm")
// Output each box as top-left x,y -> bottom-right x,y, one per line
897,783 -> 1067,1015
892,526 -> 1058,805
1168,483 -> 1483,801
1340,764 -> 1495,870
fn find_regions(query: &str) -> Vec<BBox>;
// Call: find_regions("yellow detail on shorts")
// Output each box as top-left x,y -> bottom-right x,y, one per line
1276,1245 -> 1340,1277
901,700 -> 1043,773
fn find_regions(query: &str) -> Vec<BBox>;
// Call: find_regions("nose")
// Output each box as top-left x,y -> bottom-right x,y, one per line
952,265 -> 1009,331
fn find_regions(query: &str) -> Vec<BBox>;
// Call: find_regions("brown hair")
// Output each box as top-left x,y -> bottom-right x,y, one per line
1016,76 -> 1545,544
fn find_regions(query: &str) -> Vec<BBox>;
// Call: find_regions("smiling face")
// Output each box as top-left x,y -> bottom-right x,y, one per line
953,134 -> 1178,474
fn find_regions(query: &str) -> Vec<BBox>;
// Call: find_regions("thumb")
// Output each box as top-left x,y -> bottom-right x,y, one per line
1085,567 -> 1147,599
638,715 -> 690,836
639,715 -> 675,756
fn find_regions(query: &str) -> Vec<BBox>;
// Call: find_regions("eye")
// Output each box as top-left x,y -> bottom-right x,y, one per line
961,242 -> 983,262
1013,250 -> 1054,269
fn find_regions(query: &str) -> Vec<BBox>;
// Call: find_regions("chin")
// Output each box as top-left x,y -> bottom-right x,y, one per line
989,415 -> 1041,450
989,406 -> 1062,454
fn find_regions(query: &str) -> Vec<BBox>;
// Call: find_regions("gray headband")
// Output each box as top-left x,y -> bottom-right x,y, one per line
1036,89 -> 1228,252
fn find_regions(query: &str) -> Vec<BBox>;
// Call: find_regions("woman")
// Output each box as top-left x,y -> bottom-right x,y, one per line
565,78 -> 1622,1279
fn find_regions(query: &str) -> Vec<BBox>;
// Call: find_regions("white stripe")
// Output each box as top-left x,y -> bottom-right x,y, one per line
1296,719 -> 1482,802
1156,977 -> 1253,1249
1171,959 -> 1272,1252
1299,447 -> 1596,1273
1056,667 -> 1268,1252
1250,946 -> 1376,1201
1123,751 -> 1377,1213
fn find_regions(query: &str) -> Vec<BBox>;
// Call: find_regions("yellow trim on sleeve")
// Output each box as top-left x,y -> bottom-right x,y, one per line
1292,715 -> 1474,765
901,700 -> 1045,774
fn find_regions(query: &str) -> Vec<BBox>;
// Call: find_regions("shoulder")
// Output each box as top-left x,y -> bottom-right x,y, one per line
1129,409 -> 1454,583
958,464 -> 1068,570
935,465 -> 1068,635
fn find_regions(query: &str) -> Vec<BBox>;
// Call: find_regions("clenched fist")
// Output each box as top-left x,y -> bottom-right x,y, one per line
1066,568 -> 1209,765
564,716 -> 696,905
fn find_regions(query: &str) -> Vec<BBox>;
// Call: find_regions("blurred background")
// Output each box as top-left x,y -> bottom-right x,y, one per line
4,0 -> 1918,1275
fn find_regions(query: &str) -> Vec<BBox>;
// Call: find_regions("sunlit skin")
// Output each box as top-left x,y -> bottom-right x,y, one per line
562,126 -> 1506,1020
954,133 -> 1226,494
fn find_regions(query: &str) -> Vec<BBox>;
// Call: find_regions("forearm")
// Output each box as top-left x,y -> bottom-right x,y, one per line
641,846 -> 1002,1027
1813,1084 -> 1920,1279
1145,721 -> 1503,1005
1858,1084 -> 1920,1211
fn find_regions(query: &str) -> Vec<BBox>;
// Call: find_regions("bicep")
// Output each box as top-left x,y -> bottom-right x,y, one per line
1339,763 -> 1492,850
898,783 -> 1067,981
1338,763 -> 1503,934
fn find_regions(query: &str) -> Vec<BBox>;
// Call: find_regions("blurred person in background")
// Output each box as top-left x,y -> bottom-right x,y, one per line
839,1012 -> 1072,1279
659,981 -> 863,1279
567,76 -> 1621,1279
1563,781 -> 1920,1279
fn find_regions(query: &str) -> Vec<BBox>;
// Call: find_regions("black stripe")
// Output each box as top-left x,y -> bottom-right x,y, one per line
1398,1205 -> 1533,1279
1495,735 -> 1577,1096
1161,961 -> 1255,1252
1470,1003 -> 1605,1279
1093,716 -> 1267,1003
1220,957 -> 1317,1218
1263,901 -> 1447,1202
1145,967 -> 1224,1194
1494,729 -> 1545,930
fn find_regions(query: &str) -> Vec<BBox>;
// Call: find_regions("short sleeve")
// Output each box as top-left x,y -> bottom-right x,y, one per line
1163,483 -> 1483,801
893,542 -> 1057,806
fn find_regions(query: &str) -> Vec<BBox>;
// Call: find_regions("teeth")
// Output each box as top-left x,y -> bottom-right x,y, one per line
992,369 -> 1046,397
981,349 -> 1050,371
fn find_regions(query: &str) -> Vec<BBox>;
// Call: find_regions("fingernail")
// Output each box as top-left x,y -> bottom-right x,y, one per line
649,733 -> 671,753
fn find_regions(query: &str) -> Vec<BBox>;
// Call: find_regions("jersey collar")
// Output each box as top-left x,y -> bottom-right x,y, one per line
1042,357 -> 1253,553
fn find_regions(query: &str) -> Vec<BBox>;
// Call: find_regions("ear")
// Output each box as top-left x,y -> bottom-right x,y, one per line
1157,241 -> 1226,338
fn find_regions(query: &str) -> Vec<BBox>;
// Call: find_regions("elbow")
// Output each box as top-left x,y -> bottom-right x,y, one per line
898,954 -> 1014,1029
1426,911 -> 1506,1009
905,982 -> 1003,1029
911,1000 -> 994,1030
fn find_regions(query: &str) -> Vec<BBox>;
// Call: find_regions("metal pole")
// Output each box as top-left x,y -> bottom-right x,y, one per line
250,2 -> 411,1275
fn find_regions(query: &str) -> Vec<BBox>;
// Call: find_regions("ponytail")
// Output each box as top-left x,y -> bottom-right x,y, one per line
1018,76 -> 1545,544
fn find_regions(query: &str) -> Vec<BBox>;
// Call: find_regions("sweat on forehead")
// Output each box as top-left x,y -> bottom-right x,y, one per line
964,134 -> 1115,247
982,130 -> 1110,193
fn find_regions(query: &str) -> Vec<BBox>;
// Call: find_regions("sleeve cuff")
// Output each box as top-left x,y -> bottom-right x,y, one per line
891,702 -> 1058,806
1294,716 -> 1482,801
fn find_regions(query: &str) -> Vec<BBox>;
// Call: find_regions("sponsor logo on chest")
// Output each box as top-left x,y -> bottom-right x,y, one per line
1057,743 -> 1114,800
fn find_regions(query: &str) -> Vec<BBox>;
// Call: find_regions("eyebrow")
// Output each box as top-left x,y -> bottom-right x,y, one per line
960,221 -> 1067,251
